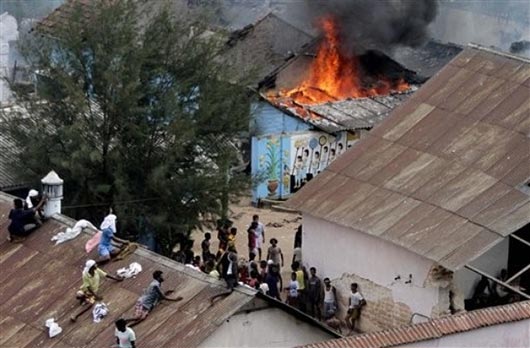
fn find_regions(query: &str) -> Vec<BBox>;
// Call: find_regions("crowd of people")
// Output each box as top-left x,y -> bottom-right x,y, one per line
173,214 -> 367,335
7,192 -> 366,338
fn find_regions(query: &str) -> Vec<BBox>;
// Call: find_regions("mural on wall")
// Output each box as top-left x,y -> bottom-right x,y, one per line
289,131 -> 359,194
252,130 -> 360,202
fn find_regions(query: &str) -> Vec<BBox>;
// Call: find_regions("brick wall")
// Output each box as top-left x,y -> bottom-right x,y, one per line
332,273 -> 414,332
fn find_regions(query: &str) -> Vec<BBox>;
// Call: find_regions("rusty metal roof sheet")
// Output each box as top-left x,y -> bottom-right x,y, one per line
287,45 -> 530,271
0,193 -> 256,348
298,300 -> 530,348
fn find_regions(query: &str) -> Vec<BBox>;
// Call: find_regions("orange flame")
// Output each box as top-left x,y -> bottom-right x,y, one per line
269,16 -> 409,106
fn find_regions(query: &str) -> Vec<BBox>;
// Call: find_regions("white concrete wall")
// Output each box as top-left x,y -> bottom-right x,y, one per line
454,238 -> 510,300
198,307 -> 334,348
303,214 -> 440,320
399,319 -> 530,348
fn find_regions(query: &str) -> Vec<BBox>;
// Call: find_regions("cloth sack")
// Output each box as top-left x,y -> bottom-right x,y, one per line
117,262 -> 143,278
45,318 -> 62,338
51,219 -> 98,245
92,302 -> 109,323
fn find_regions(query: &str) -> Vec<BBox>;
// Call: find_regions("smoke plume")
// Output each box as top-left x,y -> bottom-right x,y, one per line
303,0 -> 438,53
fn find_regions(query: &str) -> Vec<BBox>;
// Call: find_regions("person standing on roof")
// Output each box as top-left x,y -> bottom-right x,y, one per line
125,270 -> 183,327
7,197 -> 47,242
115,318 -> 136,348
252,215 -> 265,260
71,259 -> 123,322
97,211 -> 129,264
345,283 -> 366,334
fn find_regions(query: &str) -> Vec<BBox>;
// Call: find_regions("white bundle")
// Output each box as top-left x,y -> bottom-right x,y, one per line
92,303 -> 109,323
117,262 -> 143,279
45,318 -> 62,338
51,219 -> 98,245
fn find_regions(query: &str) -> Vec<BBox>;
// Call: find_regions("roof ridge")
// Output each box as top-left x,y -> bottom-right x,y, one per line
468,43 -> 530,63
299,301 -> 530,348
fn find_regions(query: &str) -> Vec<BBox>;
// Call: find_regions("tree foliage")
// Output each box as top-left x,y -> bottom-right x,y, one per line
1,1 -> 251,255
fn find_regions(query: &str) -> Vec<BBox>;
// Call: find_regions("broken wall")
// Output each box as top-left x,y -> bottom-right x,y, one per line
302,213 -> 451,331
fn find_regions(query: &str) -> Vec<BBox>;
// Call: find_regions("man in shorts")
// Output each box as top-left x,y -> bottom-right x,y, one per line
125,270 -> 183,327
345,283 -> 366,334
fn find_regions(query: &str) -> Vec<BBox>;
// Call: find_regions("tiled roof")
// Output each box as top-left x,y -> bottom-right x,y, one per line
34,0 -> 95,35
0,106 -> 32,190
298,300 -> 530,348
0,192 -> 255,348
286,45 -> 530,271
218,12 -> 314,84
0,127 -> 24,190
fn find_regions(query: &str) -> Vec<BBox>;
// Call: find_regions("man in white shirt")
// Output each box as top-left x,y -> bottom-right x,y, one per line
252,215 -> 265,260
115,318 -> 136,348
346,283 -> 366,334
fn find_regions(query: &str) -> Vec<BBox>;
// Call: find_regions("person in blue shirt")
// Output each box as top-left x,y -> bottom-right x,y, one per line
97,212 -> 129,264
8,197 -> 47,242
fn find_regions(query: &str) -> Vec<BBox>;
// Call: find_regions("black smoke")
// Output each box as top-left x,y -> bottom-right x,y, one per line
303,0 -> 438,53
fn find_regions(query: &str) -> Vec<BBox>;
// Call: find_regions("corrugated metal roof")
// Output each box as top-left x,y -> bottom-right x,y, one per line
298,300 -> 530,348
286,45 -> 530,271
0,193 -> 256,348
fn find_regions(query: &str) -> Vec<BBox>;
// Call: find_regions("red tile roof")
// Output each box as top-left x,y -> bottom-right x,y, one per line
286,45 -> 530,271
0,192 -> 255,348
299,300 -> 530,348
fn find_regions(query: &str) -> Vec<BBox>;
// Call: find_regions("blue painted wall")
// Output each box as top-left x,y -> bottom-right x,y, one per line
251,102 -> 310,136
250,101 -> 356,203
251,135 -> 291,201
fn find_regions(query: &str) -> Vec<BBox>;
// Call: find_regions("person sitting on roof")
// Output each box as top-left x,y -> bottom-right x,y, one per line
25,189 -> 47,221
125,270 -> 182,327
97,211 -> 129,265
7,197 -> 47,242
70,259 -> 123,322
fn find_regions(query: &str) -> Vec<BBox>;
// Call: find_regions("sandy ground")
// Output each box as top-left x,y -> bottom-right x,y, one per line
191,196 -> 302,293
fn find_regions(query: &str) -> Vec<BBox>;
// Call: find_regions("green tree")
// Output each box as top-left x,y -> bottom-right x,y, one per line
1,1 -> 250,255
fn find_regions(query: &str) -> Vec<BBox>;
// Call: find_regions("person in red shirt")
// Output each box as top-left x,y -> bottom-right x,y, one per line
247,222 -> 258,259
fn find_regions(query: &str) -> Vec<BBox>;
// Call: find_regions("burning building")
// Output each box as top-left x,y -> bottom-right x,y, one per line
248,15 -> 461,203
